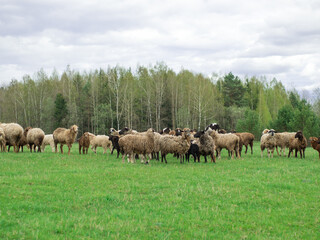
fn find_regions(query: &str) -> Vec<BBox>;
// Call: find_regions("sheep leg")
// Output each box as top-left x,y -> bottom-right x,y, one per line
288,149 -> 292,158
60,144 -> 64,154
211,153 -> 216,163
79,145 -> 82,154
122,154 -> 125,163
250,143 -> 253,154
54,142 -> 58,153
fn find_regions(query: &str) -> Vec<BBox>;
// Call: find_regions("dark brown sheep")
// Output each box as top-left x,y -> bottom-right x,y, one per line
288,131 -> 307,158
309,137 -> 320,159
79,132 -> 90,154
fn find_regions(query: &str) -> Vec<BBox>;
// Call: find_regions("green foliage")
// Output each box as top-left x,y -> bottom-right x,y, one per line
236,108 -> 262,138
54,93 -> 68,128
270,105 -> 294,132
222,72 -> 245,107
1,65 -> 320,136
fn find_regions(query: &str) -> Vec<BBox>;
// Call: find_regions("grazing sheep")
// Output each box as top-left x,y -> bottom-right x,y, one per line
41,134 -> 55,152
275,132 -> 296,156
0,123 -> 24,153
194,130 -> 216,163
209,130 -> 240,159
0,127 -> 6,152
309,137 -> 320,159
185,141 -> 200,162
90,135 -> 112,154
159,130 -> 191,164
119,128 -> 155,163
260,129 -> 277,158
26,127 -> 45,152
79,132 -> 91,154
288,131 -> 307,158
53,125 -> 78,155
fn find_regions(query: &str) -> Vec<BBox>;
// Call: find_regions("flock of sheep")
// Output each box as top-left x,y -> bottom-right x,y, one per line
1,122 -> 320,162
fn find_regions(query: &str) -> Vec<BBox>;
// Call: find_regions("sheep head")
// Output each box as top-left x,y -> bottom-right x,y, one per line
205,123 -> 220,131
24,127 -> 32,137
119,127 -> 129,135
194,130 -> 204,138
175,128 -> 183,136
161,127 -> 171,134
295,131 -> 304,141
70,125 -> 78,134
268,129 -> 275,136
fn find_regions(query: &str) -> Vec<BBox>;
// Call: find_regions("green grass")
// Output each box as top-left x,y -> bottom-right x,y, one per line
1,142 -> 320,239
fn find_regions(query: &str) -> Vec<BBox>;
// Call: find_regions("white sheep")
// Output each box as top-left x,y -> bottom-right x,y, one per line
209,130 -> 240,159
260,129 -> 277,158
0,127 -> 6,152
26,127 -> 45,152
0,122 -> 24,153
158,130 -> 191,164
90,135 -> 113,154
118,128 -> 155,163
275,132 -> 296,156
41,134 -> 55,152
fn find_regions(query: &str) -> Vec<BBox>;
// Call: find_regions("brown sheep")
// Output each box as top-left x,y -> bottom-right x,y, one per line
288,131 -> 307,158
309,137 -> 320,159
25,127 -> 45,152
209,130 -> 240,159
239,132 -> 255,154
53,125 -> 78,155
0,122 -> 24,153
159,130 -> 191,164
119,128 -> 155,163
79,132 -> 90,154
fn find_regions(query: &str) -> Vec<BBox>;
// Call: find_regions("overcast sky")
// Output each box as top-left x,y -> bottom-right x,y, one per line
1,0 -> 320,90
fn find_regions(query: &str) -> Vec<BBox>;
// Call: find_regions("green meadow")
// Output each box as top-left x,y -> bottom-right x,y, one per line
1,143 -> 319,239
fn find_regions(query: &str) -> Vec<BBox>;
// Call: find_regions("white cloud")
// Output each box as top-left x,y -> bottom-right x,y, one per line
0,0 -> 319,90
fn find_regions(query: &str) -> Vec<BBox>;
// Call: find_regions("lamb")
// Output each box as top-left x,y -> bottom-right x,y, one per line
185,141 -> 200,162
119,128 -> 155,163
79,132 -> 91,154
0,127 -> 6,152
90,135 -> 113,154
0,122 -> 24,153
41,134 -> 55,152
209,130 -> 240,159
275,132 -> 296,156
288,131 -> 307,158
194,129 -> 216,163
53,125 -> 78,155
159,130 -> 191,164
309,137 -> 320,159
109,135 -> 120,158
25,127 -> 45,152
260,129 -> 277,158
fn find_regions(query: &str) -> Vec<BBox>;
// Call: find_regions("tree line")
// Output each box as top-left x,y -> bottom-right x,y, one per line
1,63 -> 320,139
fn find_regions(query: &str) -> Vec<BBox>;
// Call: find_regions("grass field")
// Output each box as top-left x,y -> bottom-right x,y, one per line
1,142 -> 320,239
